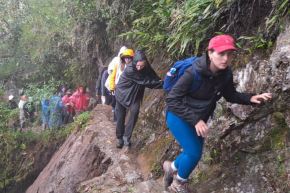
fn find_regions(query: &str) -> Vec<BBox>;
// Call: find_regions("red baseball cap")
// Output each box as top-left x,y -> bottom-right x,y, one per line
208,34 -> 237,53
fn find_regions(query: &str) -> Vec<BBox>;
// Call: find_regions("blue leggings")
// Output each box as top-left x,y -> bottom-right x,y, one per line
166,111 -> 204,179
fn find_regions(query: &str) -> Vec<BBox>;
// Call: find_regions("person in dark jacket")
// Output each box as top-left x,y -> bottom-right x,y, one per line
100,69 -> 113,105
115,50 -> 163,148
8,95 -> 18,109
96,66 -> 112,105
163,34 -> 272,193
41,98 -> 50,129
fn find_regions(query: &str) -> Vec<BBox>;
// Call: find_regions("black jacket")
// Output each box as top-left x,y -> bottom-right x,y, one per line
96,67 -> 108,95
166,54 -> 254,127
115,50 -> 163,108
100,69 -> 110,96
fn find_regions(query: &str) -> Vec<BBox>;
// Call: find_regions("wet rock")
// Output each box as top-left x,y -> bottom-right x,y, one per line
125,171 -> 142,184
134,180 -> 167,193
26,106 -> 113,193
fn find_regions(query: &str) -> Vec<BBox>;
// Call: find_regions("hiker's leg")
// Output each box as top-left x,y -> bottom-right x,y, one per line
105,94 -> 112,105
115,101 -> 126,139
124,100 -> 140,142
111,96 -> 117,121
166,111 -> 204,179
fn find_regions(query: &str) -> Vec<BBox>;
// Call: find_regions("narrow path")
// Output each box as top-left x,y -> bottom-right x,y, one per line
77,105 -> 166,193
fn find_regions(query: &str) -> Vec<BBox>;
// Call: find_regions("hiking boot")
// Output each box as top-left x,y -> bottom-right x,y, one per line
123,137 -> 131,147
163,161 -> 174,190
116,139 -> 124,148
168,177 -> 190,193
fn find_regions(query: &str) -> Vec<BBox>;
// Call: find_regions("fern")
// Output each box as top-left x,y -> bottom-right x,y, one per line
121,0 -> 232,57
266,0 -> 289,34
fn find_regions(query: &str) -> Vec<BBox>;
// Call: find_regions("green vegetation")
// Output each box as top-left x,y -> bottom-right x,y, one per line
276,154 -> 286,177
24,79 -> 62,101
121,0 -> 225,57
269,112 -> 289,150
74,111 -> 91,131
237,35 -> 274,54
0,0 -> 71,83
141,135 -> 173,177
0,0 -> 100,86
1,0 -> 289,84
0,128 -> 76,190
0,0 -> 289,191
121,0 -> 289,58
190,169 -> 208,184
260,112 -> 289,152
0,84 -> 91,191
0,113 -> 91,191
266,0 -> 290,34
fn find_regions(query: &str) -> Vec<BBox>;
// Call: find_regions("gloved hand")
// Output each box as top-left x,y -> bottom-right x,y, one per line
101,96 -> 106,104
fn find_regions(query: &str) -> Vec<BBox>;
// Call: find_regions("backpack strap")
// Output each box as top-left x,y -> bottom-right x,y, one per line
190,62 -> 203,93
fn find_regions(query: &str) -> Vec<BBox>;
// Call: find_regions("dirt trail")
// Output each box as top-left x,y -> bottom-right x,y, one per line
26,105 -> 166,193
77,105 -> 166,193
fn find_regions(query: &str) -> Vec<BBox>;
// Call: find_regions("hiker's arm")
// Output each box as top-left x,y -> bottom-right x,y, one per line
126,67 -> 163,88
222,74 -> 254,105
250,93 -> 272,104
166,66 -> 201,126
145,69 -> 163,89
143,78 -> 163,89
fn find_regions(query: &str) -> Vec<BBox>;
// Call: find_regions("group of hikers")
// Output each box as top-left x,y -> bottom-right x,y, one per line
96,47 -> 163,148
6,34 -> 272,192
7,85 -> 94,131
96,34 -> 272,193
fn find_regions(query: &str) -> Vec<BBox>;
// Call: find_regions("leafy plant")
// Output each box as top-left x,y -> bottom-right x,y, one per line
74,111 -> 90,130
237,34 -> 273,54
265,0 -> 289,34
24,79 -> 62,101
121,0 -> 232,58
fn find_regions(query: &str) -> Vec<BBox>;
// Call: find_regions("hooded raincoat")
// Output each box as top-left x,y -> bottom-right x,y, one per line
115,50 -> 163,108
114,50 -> 163,144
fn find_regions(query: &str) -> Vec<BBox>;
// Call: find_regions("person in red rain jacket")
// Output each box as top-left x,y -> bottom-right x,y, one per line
70,86 -> 89,115
62,89 -> 75,123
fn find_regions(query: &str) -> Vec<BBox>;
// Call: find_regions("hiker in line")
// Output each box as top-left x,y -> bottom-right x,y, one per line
105,46 -> 127,121
49,90 -> 64,129
41,98 -> 50,129
108,48 -> 135,120
18,95 -> 28,131
107,46 -> 128,76
163,34 -> 272,193
7,95 -> 19,130
24,97 -> 36,124
87,88 -> 97,111
96,66 -> 106,104
70,85 -> 89,116
108,49 -> 134,93
96,66 -> 111,105
8,95 -> 18,109
101,68 -> 112,105
115,50 -> 163,148
62,89 -> 74,124
58,85 -> 67,98
110,47 -> 134,128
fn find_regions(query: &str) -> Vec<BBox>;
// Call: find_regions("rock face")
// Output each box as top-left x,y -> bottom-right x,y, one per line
71,20 -> 112,93
26,106 -> 113,193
